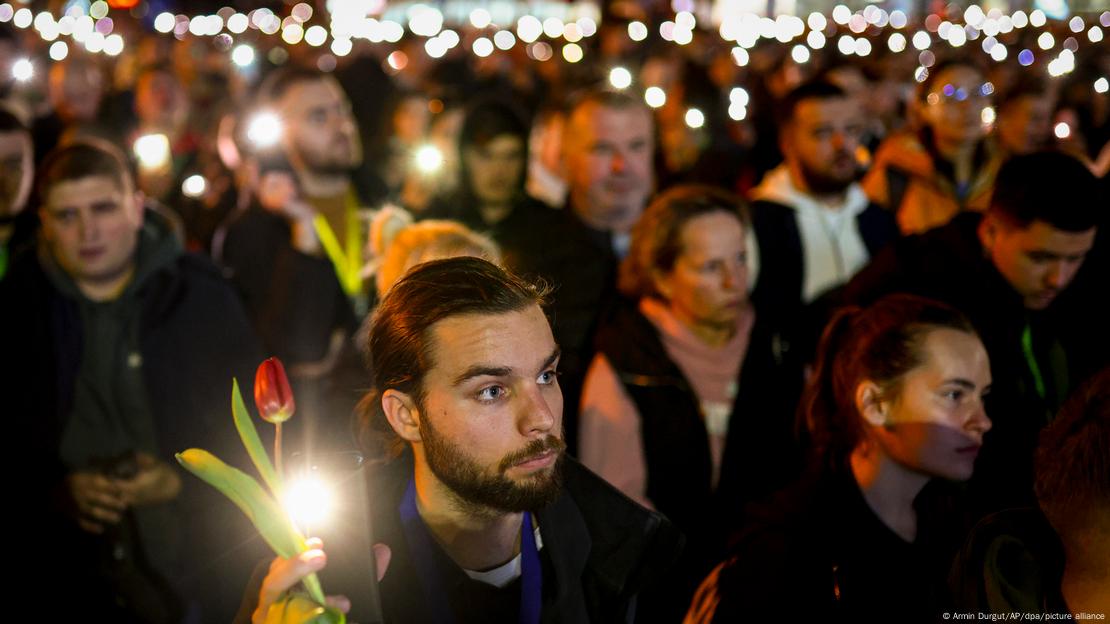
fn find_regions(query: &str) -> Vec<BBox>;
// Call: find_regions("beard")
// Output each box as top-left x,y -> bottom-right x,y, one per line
798,153 -> 860,195
421,415 -> 566,515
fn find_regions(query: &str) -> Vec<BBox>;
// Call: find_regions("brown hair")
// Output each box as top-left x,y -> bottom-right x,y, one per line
619,184 -> 749,300
356,257 -> 549,459
802,294 -> 977,468
35,138 -> 132,199
563,88 -> 651,151
1034,368 -> 1110,536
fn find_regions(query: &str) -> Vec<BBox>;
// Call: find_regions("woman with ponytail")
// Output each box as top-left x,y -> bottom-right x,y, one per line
687,294 -> 993,623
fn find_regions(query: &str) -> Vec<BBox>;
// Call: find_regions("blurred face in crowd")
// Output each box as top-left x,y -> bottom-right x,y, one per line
564,102 -> 654,233
782,96 -> 864,195
653,211 -> 749,339
980,215 -> 1097,310
862,328 -> 992,482
392,95 -> 431,146
920,65 -> 989,147
279,77 -> 362,175
385,305 -> 565,513
49,60 -> 104,124
464,134 -> 525,208
135,70 -> 189,131
996,94 -> 1055,155
39,174 -> 143,296
0,130 -> 33,218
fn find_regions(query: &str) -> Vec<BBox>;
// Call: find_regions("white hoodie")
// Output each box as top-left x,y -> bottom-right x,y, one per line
748,164 -> 872,303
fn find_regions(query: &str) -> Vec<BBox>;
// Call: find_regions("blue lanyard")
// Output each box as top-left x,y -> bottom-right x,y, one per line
399,479 -> 543,624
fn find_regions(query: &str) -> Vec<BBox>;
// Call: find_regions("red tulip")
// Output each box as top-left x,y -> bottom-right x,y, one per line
255,357 -> 295,424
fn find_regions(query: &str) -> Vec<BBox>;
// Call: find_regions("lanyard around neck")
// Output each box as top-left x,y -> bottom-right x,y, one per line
1022,323 -> 1047,402
312,191 -> 363,297
399,479 -> 543,624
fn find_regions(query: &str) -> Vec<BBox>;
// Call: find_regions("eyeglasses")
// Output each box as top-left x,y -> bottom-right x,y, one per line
927,81 -> 995,104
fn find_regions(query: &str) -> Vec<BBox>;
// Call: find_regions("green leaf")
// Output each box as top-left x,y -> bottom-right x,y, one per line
176,449 -> 327,605
263,594 -> 346,624
232,379 -> 284,497
176,449 -> 300,557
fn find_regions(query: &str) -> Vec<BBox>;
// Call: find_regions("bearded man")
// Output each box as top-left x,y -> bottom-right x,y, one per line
240,257 -> 682,623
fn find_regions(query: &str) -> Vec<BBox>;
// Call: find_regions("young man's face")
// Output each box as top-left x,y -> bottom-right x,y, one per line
782,96 -> 864,194
278,78 -> 362,176
410,305 -> 565,513
997,94 -> 1054,155
463,134 -> 526,207
39,175 -> 143,289
980,215 -> 1097,310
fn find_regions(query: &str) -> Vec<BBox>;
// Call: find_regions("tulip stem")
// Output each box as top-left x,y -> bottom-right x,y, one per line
274,422 -> 283,481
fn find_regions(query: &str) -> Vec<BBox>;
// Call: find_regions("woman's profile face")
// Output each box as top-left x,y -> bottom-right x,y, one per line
873,328 -> 993,482
653,211 -> 749,333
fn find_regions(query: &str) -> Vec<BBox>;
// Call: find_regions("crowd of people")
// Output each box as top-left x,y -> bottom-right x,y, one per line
1,6 -> 1108,623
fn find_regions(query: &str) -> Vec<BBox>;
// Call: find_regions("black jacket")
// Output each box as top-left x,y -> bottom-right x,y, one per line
1,219 -> 267,623
593,299 -> 803,541
687,465 -> 971,623
421,193 -> 565,284
537,208 -> 623,454
749,197 -> 899,364
592,299 -> 803,622
236,453 -> 684,624
217,204 -> 357,366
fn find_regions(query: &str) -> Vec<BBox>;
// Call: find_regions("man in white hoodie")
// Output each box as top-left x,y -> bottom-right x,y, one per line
747,80 -> 899,362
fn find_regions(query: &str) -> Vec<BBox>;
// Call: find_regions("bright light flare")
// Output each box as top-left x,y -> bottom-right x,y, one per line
685,108 -> 705,129
11,58 -> 33,82
628,20 -> 648,41
609,67 -> 632,89
284,476 -> 335,529
182,174 -> 207,198
133,134 -> 171,169
232,44 -> 255,67
247,112 -> 283,148
414,145 -> 444,173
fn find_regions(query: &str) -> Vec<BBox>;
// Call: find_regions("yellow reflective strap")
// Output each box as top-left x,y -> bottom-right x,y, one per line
312,195 -> 363,297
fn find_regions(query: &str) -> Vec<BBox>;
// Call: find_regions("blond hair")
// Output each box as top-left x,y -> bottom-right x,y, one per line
370,209 -> 501,295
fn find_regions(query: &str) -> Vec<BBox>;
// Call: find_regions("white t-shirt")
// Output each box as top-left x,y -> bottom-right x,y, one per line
462,525 -> 544,589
